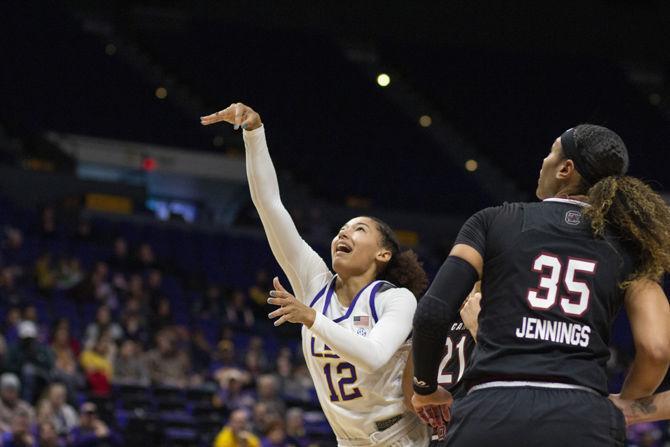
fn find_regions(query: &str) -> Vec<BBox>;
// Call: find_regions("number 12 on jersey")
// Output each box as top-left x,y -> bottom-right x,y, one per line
323,362 -> 362,402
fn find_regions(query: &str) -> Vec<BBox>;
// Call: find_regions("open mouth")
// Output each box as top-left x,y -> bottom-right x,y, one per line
335,243 -> 352,254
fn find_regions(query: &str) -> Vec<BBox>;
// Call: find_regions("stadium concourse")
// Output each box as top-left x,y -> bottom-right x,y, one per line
2,1 -> 670,446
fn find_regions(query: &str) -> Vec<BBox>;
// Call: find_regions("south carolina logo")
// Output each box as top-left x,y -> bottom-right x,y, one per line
565,210 -> 582,225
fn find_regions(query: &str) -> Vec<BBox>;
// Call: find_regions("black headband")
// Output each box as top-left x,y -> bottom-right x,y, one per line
560,127 -> 628,186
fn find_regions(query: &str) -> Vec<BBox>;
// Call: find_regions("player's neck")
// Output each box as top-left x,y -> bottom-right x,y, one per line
335,273 -> 376,306
554,185 -> 589,203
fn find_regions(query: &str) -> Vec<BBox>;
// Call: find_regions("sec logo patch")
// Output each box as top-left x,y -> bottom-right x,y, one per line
356,327 -> 368,337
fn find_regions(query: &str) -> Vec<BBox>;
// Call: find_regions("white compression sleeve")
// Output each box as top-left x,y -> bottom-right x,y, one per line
309,288 -> 417,373
243,126 -> 331,302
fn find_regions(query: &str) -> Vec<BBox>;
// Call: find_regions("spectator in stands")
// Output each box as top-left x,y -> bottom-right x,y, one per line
38,421 -> 65,447
5,321 -> 53,402
35,252 -> 57,295
0,410 -> 35,447
0,268 -> 24,307
246,337 -> 269,372
133,243 -> 158,272
146,329 -> 190,388
193,284 -> 223,320
148,297 -> 173,334
225,290 -> 254,331
80,334 -> 114,396
145,268 -> 163,305
212,408 -> 260,447
83,306 -> 122,349
51,319 -> 81,356
74,218 -> 93,243
251,403 -> 275,437
260,419 -> 293,447
247,270 -> 272,315
50,325 -> 83,404
256,375 -> 284,414
119,306 -> 148,345
74,262 -> 116,310
55,256 -> 83,290
211,339 -> 240,374
112,339 -> 149,386
125,274 -> 147,303
285,408 -> 309,447
213,370 -> 255,412
190,329 -> 213,380
0,334 -> 6,369
2,307 -> 21,344
107,237 -> 130,273
0,374 -> 34,434
3,227 -> 28,276
39,206 -> 57,239
37,383 -> 78,437
70,402 -> 121,447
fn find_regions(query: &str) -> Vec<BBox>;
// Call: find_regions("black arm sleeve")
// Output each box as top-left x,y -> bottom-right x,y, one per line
412,256 -> 479,395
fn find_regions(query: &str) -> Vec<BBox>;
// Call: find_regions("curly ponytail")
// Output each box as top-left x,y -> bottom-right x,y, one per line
366,217 -> 429,297
584,176 -> 670,283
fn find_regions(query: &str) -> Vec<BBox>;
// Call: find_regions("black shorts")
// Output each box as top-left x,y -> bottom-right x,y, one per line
446,386 -> 626,447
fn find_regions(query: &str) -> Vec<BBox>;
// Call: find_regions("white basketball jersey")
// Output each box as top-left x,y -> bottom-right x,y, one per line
302,276 -> 417,443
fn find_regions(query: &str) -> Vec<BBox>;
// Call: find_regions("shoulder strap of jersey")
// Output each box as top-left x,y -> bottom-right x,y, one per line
369,280 -> 397,323
309,276 -> 337,308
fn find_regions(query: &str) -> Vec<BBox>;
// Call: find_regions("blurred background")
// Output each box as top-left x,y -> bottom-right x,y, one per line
1,1 -> 670,446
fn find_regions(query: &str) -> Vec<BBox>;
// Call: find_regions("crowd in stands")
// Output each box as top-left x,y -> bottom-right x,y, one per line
0,201 -> 328,446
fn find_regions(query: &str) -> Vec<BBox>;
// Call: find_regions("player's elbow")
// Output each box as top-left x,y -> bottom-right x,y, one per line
357,353 -> 392,374
413,294 -> 447,336
637,340 -> 670,366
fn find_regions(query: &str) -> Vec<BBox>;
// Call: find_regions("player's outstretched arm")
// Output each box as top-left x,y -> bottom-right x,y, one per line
610,392 -> 670,425
201,104 -> 329,302
620,279 -> 670,399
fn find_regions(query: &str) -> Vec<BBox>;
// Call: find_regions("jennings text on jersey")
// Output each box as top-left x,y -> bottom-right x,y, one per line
515,316 -> 591,347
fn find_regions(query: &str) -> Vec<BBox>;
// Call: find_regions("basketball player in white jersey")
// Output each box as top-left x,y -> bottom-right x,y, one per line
201,103 -> 431,446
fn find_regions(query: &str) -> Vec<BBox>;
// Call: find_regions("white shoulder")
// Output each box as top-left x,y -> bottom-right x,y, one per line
374,286 -> 417,314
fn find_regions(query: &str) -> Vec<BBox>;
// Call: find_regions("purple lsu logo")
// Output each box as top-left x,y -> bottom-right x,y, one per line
565,210 -> 582,226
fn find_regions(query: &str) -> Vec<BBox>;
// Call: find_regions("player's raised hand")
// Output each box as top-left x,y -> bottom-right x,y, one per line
200,102 -> 262,131
267,277 -> 317,328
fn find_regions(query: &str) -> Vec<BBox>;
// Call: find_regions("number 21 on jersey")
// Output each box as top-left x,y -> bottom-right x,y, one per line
438,335 -> 467,386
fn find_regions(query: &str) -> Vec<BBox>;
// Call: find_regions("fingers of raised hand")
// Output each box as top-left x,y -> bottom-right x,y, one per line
267,294 -> 291,306
268,306 -> 288,319
273,314 -> 289,326
273,276 -> 288,293
233,102 -> 246,130
200,103 -> 235,125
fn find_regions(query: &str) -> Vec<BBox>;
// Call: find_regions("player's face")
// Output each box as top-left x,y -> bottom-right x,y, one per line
536,138 -> 566,199
331,217 -> 390,277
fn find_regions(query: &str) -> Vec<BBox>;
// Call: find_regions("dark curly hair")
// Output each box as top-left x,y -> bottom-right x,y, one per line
564,124 -> 670,284
366,216 -> 429,298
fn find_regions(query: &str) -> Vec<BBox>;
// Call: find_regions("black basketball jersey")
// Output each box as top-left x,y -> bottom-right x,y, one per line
455,198 -> 635,395
438,318 -> 476,399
